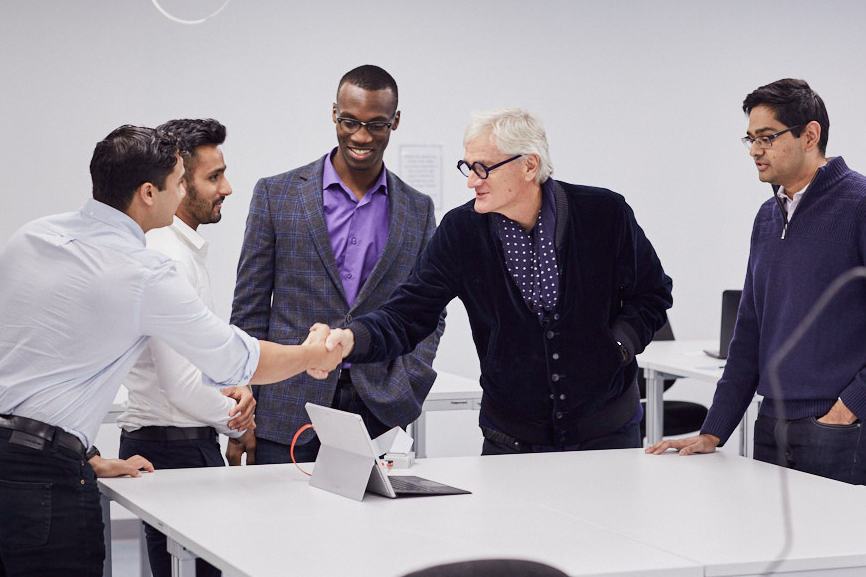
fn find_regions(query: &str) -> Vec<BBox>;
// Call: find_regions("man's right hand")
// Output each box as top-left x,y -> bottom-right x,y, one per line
326,328 -> 354,358
644,433 -> 720,456
303,323 -> 343,379
306,327 -> 355,379
226,429 -> 256,466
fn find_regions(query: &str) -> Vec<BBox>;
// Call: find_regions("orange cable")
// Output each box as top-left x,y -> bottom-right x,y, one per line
291,424 -> 314,476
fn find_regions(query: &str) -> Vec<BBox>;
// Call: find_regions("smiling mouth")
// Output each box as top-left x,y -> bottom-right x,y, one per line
349,147 -> 373,157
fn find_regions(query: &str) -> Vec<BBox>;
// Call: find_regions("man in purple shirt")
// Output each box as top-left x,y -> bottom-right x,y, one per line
229,65 -> 444,464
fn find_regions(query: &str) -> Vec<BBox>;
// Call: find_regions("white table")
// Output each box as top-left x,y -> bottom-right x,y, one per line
413,371 -> 481,458
100,452 -> 703,577
99,449 -> 866,577
421,345 -> 731,458
636,339 -> 751,451
532,449 -> 866,577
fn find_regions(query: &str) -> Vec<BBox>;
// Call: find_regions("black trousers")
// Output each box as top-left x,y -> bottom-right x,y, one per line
0,427 -> 102,577
753,413 -> 866,485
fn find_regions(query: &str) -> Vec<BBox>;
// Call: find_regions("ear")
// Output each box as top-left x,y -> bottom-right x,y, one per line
523,154 -> 540,182
390,110 -> 401,131
332,103 -> 338,124
802,120 -> 822,153
136,182 -> 158,208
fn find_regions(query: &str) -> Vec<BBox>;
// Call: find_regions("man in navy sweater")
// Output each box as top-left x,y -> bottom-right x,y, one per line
323,108 -> 672,455
648,79 -> 866,485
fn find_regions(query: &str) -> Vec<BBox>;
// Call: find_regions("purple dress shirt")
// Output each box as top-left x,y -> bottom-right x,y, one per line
322,149 -> 391,306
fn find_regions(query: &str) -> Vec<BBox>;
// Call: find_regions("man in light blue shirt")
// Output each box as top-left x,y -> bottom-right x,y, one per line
0,125 -> 342,577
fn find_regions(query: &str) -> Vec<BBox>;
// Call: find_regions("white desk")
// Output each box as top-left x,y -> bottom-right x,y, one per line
637,339 -> 741,449
100,452 -> 703,577
422,345 -> 731,458
414,371 -> 481,458
99,449 -> 866,577
530,449 -> 866,577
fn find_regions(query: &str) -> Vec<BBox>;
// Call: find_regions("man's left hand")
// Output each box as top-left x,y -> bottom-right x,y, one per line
89,454 -> 155,478
817,399 -> 858,425
223,385 -> 256,431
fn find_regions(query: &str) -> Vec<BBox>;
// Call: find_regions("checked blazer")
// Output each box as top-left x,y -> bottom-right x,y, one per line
231,154 -> 444,445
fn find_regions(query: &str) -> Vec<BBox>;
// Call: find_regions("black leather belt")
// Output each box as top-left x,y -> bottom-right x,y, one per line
122,425 -> 216,442
481,426 -> 527,451
0,414 -> 87,458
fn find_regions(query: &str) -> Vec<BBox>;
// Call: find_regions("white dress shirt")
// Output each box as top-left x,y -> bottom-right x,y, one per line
118,217 -> 243,437
777,183 -> 809,220
0,199 -> 259,447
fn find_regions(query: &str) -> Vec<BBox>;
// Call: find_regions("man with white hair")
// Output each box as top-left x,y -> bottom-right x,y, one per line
325,108 -> 673,455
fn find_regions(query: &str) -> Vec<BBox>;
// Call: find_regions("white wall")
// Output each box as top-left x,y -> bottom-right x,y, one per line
3,0 -> 865,385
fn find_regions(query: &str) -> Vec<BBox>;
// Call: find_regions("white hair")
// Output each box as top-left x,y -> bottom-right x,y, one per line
463,107 -> 553,183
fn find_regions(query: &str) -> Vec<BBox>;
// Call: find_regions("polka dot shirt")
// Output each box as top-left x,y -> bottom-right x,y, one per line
494,187 -> 559,324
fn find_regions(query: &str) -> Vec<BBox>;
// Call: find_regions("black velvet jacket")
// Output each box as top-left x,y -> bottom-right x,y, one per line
349,180 -> 673,446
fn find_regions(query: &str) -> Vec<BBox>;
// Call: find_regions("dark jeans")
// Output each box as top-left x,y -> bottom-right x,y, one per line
753,413 -> 866,485
481,423 -> 642,456
119,435 -> 224,577
255,376 -> 389,465
0,427 -> 103,577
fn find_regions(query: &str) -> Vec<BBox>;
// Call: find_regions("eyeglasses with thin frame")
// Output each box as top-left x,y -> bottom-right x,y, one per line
457,155 -> 523,179
335,117 -> 394,136
741,125 -> 804,150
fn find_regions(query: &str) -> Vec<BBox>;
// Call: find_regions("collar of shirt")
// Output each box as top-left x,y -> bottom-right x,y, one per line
776,182 -> 809,220
166,215 -> 208,255
82,197 -> 146,245
323,148 -> 389,202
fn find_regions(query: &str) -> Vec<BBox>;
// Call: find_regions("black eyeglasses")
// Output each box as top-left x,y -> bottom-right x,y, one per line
457,155 -> 522,179
335,117 -> 394,136
741,125 -> 803,150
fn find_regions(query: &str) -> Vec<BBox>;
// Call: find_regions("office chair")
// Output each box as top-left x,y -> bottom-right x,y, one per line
638,320 -> 708,439
401,559 -> 568,577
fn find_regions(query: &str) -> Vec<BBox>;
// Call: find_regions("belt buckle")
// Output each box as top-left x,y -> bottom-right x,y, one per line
9,429 -> 46,451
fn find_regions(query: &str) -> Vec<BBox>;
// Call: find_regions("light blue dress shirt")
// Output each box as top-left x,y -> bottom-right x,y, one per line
0,199 -> 260,447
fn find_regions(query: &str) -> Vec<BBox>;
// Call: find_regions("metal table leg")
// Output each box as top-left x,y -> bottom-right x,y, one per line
167,538 -> 197,577
644,368 -> 665,446
101,494 -> 113,577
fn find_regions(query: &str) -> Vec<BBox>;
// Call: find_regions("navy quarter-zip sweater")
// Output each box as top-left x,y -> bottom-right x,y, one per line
703,157 -> 866,444
347,180 -> 672,447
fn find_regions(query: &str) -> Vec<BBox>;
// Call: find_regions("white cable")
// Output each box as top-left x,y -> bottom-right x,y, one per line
150,0 -> 231,25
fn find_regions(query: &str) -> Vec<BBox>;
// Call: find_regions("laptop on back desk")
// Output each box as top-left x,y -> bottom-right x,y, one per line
704,289 -> 742,359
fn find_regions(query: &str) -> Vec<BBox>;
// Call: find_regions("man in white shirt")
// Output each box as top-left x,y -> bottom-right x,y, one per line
116,119 -> 244,577
0,125 -> 341,577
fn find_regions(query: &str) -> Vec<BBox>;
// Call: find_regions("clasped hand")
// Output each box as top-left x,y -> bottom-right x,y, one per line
303,323 -> 344,379
304,325 -> 355,379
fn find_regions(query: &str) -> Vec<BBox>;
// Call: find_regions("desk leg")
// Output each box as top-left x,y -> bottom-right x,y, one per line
414,411 -> 427,459
738,395 -> 761,458
167,538 -> 197,577
101,494 -> 113,577
139,523 -> 150,577
644,369 -> 665,446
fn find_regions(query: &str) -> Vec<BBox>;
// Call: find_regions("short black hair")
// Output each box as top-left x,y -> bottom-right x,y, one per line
157,118 -> 226,173
743,78 -> 829,155
337,64 -> 398,106
90,125 -> 179,211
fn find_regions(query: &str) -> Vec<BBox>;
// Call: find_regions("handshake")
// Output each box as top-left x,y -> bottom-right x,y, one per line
303,323 -> 356,379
